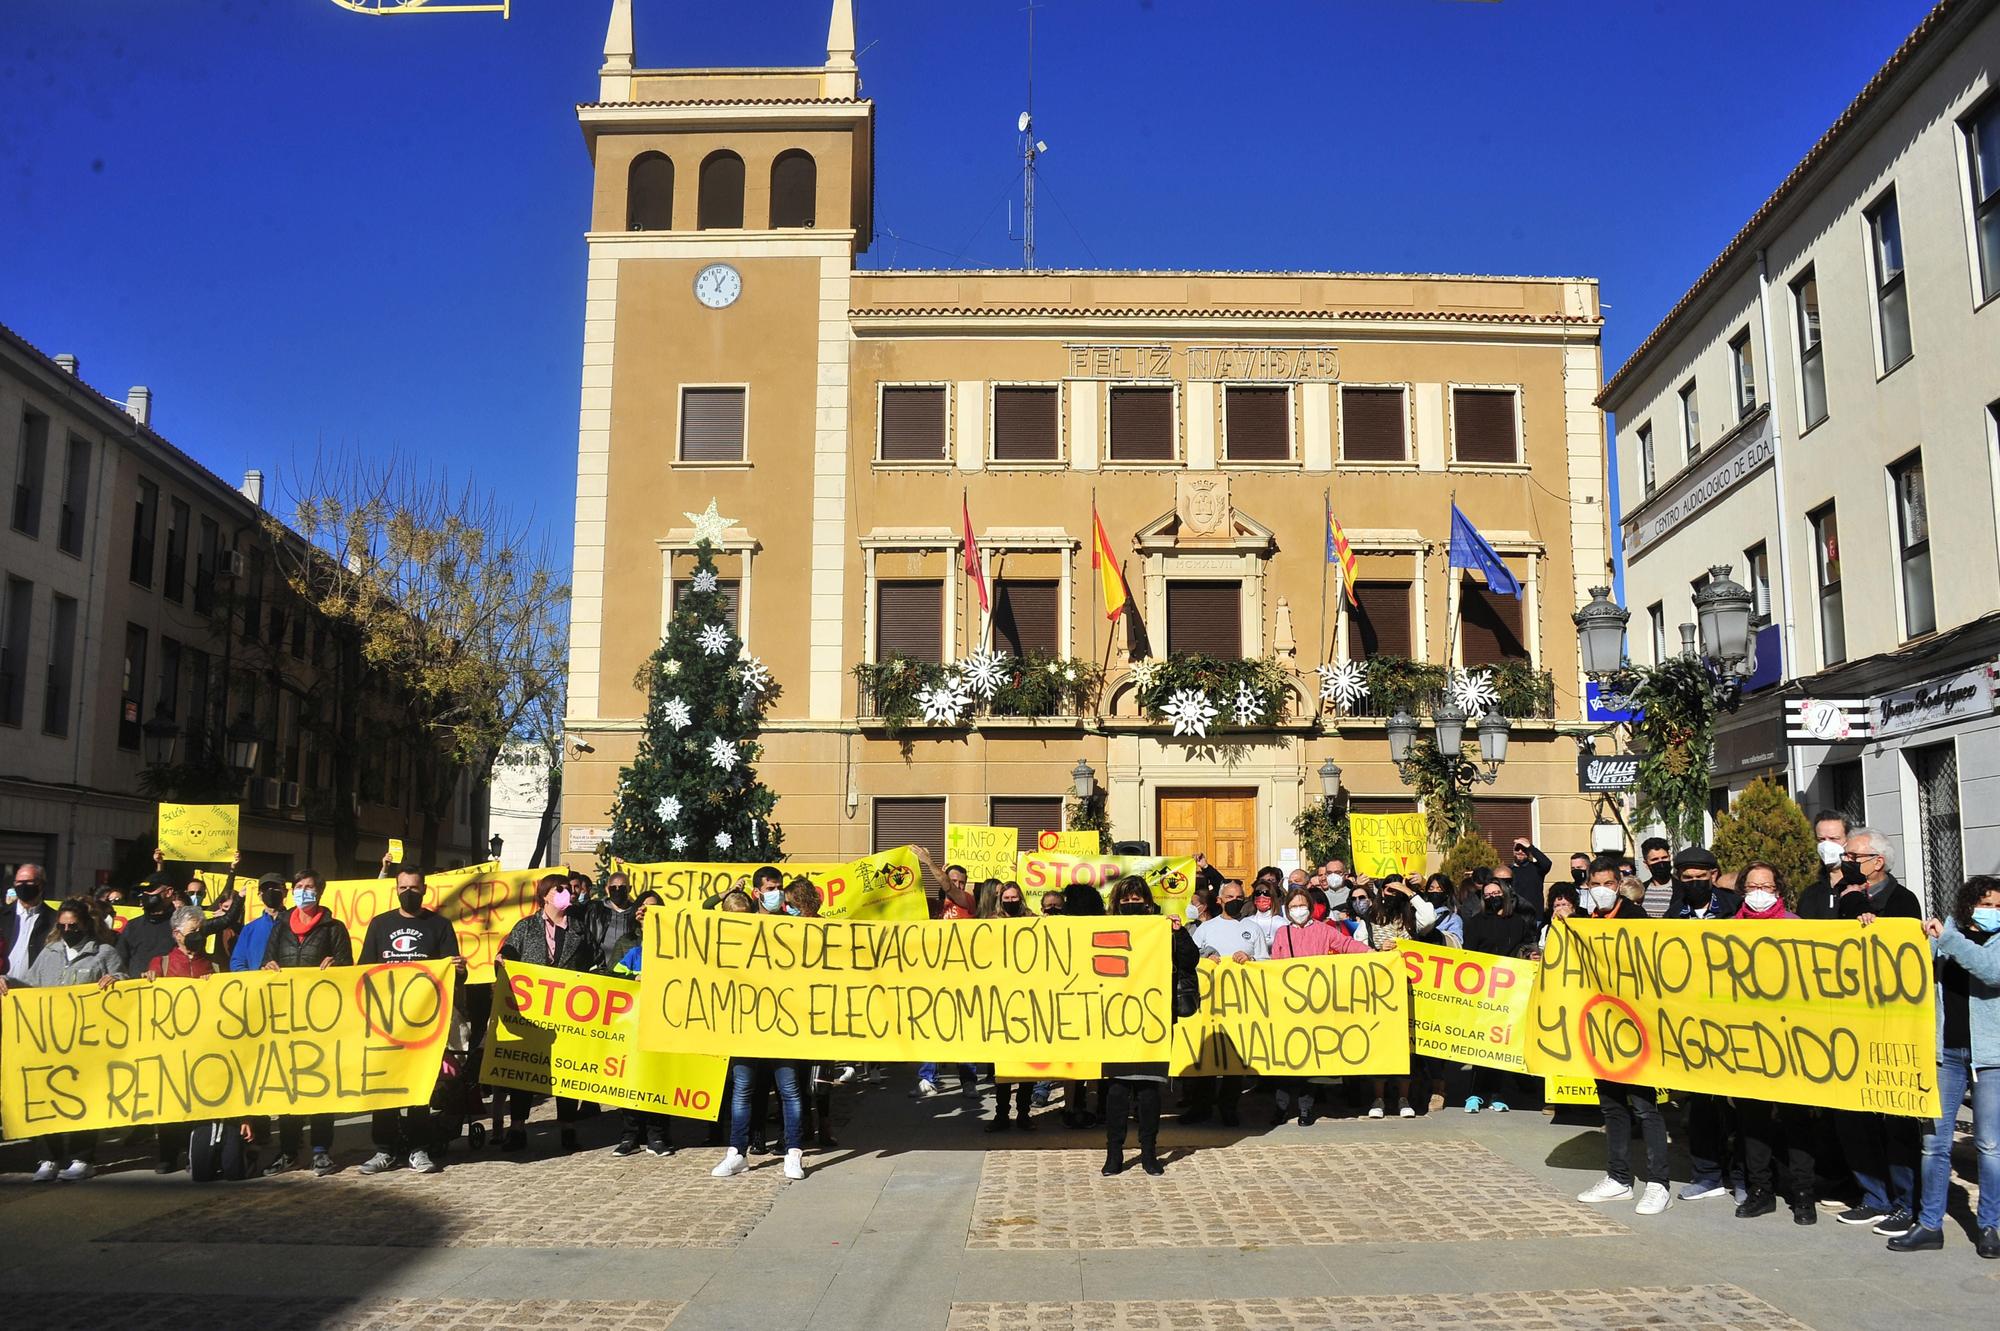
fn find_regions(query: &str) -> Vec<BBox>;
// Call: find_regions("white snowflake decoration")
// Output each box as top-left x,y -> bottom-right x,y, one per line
957,650 -> 1010,699
736,656 -> 772,695
915,680 -> 972,725
690,568 -> 719,594
670,834 -> 688,853
661,698 -> 692,731
707,736 -> 740,770
714,830 -> 733,851
697,623 -> 731,656
1128,658 -> 1161,691
1161,688 -> 1219,738
1318,661 -> 1370,708
661,659 -> 682,678
1450,669 -> 1500,715
1063,666 -> 1077,682
656,796 -> 681,823
1232,681 -> 1265,726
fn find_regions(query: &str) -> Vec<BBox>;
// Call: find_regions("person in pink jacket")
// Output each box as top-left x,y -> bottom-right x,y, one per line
1268,888 -> 1371,1126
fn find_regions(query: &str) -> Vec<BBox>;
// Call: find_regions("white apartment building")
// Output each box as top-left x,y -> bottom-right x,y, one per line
1601,0 -> 2000,910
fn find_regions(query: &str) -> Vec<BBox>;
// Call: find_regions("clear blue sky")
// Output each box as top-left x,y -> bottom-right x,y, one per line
2,0 -> 1937,576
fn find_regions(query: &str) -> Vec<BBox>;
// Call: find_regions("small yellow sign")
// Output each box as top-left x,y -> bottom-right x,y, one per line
389,838 -> 405,864
1036,829 -> 1100,856
157,803 -> 239,863
1351,811 -> 1428,878
947,824 -> 1020,884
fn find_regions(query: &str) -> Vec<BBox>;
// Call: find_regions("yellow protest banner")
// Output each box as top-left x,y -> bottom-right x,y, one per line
1527,918 -> 1939,1117
1545,1075 -> 1601,1105
480,962 -> 727,1121
637,912 -> 1173,1064
0,962 -> 453,1138
1350,811 -> 1427,878
613,847 -> 927,922
1035,829 -> 1100,856
1017,851 -> 1199,919
1401,941 -> 1536,1071
947,824 -> 1020,884
258,866 -> 543,984
157,803 -> 239,863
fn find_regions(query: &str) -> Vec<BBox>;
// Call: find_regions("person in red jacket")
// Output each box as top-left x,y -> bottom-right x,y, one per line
1268,887 -> 1370,1126
143,906 -> 216,1173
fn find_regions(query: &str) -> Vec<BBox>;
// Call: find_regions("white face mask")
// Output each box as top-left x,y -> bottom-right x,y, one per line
1743,889 -> 1779,913
1816,839 -> 1843,866
1287,906 -> 1311,925
1586,886 -> 1619,913
1326,874 -> 1345,889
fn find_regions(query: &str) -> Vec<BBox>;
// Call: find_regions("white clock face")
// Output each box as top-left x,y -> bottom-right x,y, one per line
694,263 -> 742,309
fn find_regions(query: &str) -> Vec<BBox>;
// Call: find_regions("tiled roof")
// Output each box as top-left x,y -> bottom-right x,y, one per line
1598,0 -> 1970,407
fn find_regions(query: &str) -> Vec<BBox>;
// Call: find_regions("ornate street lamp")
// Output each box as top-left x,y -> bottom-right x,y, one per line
1070,758 -> 1097,801
225,712 -> 262,779
1317,758 -> 1342,804
142,709 -> 181,768
1477,710 -> 1511,766
1693,565 -> 1755,669
1385,709 -> 1417,765
1573,585 -> 1631,679
1432,700 -> 1468,759
488,833 -> 504,862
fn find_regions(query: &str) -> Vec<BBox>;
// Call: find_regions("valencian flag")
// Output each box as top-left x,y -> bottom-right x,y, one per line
962,493 -> 988,613
1447,501 -> 1522,599
1091,504 -> 1130,621
1325,501 -> 1357,608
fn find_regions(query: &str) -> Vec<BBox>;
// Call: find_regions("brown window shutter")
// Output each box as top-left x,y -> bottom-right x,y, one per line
1341,387 -> 1407,461
1453,389 -> 1519,464
1225,386 -> 1290,461
1109,386 -> 1176,461
1347,796 -> 1419,819
873,797 -> 948,893
1471,799 -> 1534,861
875,579 -> 943,663
992,579 -> 1059,658
673,577 -> 741,633
1166,581 -> 1242,658
626,152 -> 674,231
1460,577 -> 1528,666
992,387 -> 1059,461
1351,581 -> 1412,659
879,387 -> 947,461
769,150 -> 816,228
680,388 -> 745,462
989,796 -> 1064,856
697,151 -> 745,229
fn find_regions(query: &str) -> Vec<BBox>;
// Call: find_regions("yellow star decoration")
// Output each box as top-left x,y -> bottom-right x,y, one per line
682,499 -> 735,546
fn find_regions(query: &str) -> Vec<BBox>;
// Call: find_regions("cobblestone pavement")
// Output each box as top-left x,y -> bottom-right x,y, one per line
968,1140 -> 1626,1248
7,1297 -> 683,1331
944,1286 -> 1813,1331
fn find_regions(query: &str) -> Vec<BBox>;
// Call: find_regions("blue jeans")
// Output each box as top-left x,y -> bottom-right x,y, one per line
918,1062 -> 979,1089
1839,1108 -> 1918,1213
730,1060 -> 801,1153
1918,1048 -> 2000,1232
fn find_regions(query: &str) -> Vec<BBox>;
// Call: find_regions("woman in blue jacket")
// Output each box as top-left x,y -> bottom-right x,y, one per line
1896,875 -> 2000,1256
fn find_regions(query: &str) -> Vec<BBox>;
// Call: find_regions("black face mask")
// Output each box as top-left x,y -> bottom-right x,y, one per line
1481,896 -> 1502,914
1423,890 -> 1451,910
608,883 -> 632,907
62,923 -> 92,948
143,895 -> 171,920
1839,860 -> 1867,886
1680,881 -> 1713,909
1572,867 -> 1588,883
260,885 -> 288,911
14,883 -> 42,905
1115,901 -> 1149,915
1000,900 -> 1025,917
1648,862 -> 1672,883
398,888 -> 426,914
1221,899 -> 1247,919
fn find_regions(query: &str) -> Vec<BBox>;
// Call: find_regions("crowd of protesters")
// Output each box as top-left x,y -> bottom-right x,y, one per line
1,809 -> 1994,1260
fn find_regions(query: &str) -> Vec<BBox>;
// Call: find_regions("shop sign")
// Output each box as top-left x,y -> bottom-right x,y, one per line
1869,662 -> 1999,741
1577,752 -> 1640,792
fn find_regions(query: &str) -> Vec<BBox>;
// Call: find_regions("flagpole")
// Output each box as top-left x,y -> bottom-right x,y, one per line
1446,489 -> 1462,672
1319,487 -> 1331,665
1089,488 -> 1099,664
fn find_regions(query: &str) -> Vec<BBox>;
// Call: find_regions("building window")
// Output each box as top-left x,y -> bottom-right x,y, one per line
194,516 -> 220,613
242,553 -> 264,643
878,386 -> 947,462
875,579 -> 943,664
129,477 -> 158,587
991,578 -> 1059,659
769,149 -> 817,228
1729,329 -> 1757,418
1810,503 -> 1844,666
1637,422 -> 1656,498
1349,581 -> 1412,660
1165,580 -> 1242,658
1910,740 -> 1963,915
1459,577 -> 1529,666
157,636 -> 182,722
1469,798 -> 1535,862
1339,386 -> 1407,462
696,150 -> 745,229
1965,94 -> 2000,302
626,151 -> 674,231
1891,453 -> 1934,637
0,578 -> 29,727
679,387 -> 746,463
1107,386 -> 1176,463
1792,268 -> 1827,428
1223,386 -> 1290,462
1679,380 -> 1701,460
1743,542 -> 1771,627
13,407 -> 48,538
873,797 -> 947,892
57,434 -> 89,556
1648,601 -> 1666,664
1867,191 -> 1912,370
163,498 -> 189,604
989,796 -> 1063,853
119,622 -> 147,750
1451,388 -> 1520,464
990,386 -> 1060,462
1820,758 -> 1866,830
43,594 -> 76,737
185,646 -> 210,757
671,575 -> 741,633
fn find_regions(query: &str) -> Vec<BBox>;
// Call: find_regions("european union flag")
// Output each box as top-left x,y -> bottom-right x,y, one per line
1447,502 -> 1521,599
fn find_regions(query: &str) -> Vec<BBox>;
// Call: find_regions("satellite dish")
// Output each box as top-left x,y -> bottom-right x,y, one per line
1017,111 -> 1032,132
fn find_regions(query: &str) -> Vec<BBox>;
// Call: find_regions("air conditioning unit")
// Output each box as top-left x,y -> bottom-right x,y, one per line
281,781 -> 302,809
220,549 -> 245,579
252,777 -> 281,809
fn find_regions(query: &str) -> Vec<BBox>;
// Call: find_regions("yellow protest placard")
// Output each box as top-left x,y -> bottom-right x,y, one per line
262,866 -> 543,984
1035,829 -> 1100,856
1527,918 -> 1939,1117
389,839 -> 405,864
613,847 -> 927,922
637,912 -> 1173,1064
480,962 -> 727,1121
157,803 -> 239,863
947,824 -> 1020,884
1017,851 -> 1199,919
1350,811 -> 1427,878
1,962 -> 453,1138
1545,1075 -> 1601,1105
1401,941 -> 1536,1071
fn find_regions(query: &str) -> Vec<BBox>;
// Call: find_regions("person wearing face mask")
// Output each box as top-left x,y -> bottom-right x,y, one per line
607,891 -> 679,1158
14,899 -> 123,1181
1245,872 -> 1284,949
137,906 -> 218,1173
498,873 -> 597,1153
258,869 -> 352,1176
1267,886 -> 1370,1126
1795,810 -> 1852,919
1568,852 -> 1591,885
2,863 -> 57,983
1573,860 -> 1674,1216
1726,863 -> 1817,1225
118,873 -> 183,977
1638,837 -> 1675,914
1507,838 -> 1552,915
979,883 -> 1040,1132
585,870 -> 637,970
229,875 -> 291,972
1665,846 -> 1739,921
1186,878 -> 1261,1126
1661,846 -> 1745,1206
1101,878 -> 1197,1175
357,869 -> 466,1176
1463,878 -> 1534,1114
1039,890 -> 1064,917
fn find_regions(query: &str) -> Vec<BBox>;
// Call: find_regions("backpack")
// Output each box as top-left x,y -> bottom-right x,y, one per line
188,1120 -> 255,1182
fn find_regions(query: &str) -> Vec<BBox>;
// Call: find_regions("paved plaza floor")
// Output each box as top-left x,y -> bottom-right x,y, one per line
2,1080 -> 1993,1330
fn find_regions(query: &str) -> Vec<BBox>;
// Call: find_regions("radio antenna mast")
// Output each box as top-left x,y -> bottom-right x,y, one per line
1018,4 -> 1048,269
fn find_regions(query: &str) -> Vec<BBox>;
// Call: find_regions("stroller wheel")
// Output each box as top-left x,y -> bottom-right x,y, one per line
469,1123 -> 486,1149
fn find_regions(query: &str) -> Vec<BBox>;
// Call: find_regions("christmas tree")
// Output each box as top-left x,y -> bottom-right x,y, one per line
607,505 -> 782,862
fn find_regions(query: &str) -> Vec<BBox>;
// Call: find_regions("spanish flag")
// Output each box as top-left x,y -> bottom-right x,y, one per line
1326,501 -> 1357,608
1091,505 -> 1130,621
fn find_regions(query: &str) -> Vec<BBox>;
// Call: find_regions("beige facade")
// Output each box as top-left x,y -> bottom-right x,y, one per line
562,2 -> 1611,877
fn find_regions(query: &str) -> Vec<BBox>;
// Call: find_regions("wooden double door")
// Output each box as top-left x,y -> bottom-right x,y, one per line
1158,787 -> 1258,886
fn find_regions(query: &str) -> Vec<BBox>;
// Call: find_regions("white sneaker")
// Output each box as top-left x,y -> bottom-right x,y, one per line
711,1149 -> 748,1178
828,1065 -> 858,1085
407,1149 -> 440,1175
782,1148 -> 806,1180
1397,1101 -> 1416,1119
1577,1175 -> 1634,1203
57,1159 -> 93,1182
1366,1100 -> 1385,1119
357,1151 -> 400,1175
1636,1181 -> 1672,1215
31,1160 -> 58,1182
910,1078 -> 940,1098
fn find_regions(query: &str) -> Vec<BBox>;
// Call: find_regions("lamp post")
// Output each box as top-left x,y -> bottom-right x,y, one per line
225,712 -> 262,782
1317,757 -> 1342,805
1070,758 -> 1096,801
488,833 -> 504,863
1573,569 -> 1757,703
142,709 -> 181,768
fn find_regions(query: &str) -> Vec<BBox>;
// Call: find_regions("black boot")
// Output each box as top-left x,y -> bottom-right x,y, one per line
814,1089 -> 838,1149
1297,1095 -> 1315,1128
1138,1142 -> 1164,1176
1735,1191 -> 1776,1219
1102,1146 -> 1124,1176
